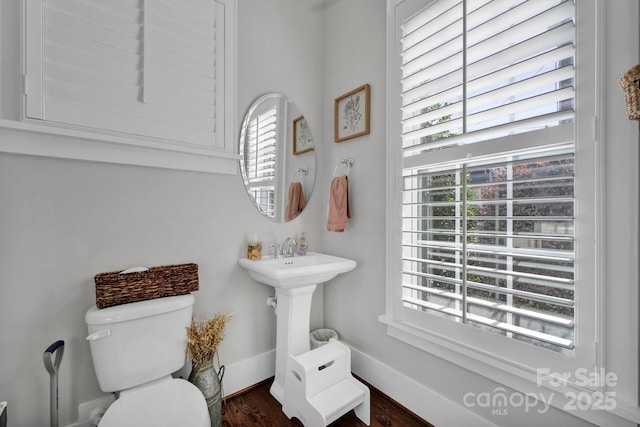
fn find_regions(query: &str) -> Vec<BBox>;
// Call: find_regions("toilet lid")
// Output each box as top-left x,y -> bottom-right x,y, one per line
99,378 -> 210,427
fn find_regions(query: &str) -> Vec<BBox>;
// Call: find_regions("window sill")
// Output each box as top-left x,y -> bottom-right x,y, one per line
378,314 -> 640,426
0,119 -> 239,174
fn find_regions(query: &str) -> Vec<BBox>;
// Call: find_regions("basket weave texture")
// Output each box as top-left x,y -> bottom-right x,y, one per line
94,263 -> 199,309
618,64 -> 640,120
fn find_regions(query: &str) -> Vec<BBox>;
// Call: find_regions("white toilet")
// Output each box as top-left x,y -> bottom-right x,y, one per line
85,294 -> 210,427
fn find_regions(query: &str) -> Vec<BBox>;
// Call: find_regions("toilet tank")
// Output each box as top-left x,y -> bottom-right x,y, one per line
85,294 -> 194,392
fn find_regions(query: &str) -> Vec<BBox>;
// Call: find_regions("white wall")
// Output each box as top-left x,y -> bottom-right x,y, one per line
318,1 -> 639,427
0,1 -> 324,426
1,1 -> 638,426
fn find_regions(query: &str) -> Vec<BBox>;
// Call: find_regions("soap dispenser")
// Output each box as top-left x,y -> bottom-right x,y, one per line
297,232 -> 308,256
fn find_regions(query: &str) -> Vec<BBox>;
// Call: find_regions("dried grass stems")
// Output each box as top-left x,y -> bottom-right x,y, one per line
186,313 -> 233,363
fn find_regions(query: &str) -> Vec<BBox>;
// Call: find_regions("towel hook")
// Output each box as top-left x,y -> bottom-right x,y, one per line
291,167 -> 308,182
333,158 -> 354,177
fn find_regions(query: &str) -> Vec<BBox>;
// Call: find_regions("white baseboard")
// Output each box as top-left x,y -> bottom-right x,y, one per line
349,347 -> 497,427
64,394 -> 116,427
223,349 -> 276,396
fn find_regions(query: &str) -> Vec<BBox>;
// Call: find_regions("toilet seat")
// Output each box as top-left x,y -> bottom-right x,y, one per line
98,377 -> 210,427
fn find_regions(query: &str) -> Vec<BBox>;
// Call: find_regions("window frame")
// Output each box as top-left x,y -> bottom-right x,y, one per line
6,0 -> 238,174
383,0 -> 603,404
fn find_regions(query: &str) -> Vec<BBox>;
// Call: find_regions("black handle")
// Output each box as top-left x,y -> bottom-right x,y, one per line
218,365 -> 225,383
44,340 -> 64,355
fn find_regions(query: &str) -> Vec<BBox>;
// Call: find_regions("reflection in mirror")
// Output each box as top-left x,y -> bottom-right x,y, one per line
239,93 -> 316,223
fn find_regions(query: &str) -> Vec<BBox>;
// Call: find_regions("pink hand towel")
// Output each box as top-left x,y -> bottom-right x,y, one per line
285,182 -> 307,221
327,175 -> 351,232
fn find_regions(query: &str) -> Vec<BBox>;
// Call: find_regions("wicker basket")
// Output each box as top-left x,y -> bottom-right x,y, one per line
618,64 -> 640,120
94,263 -> 199,309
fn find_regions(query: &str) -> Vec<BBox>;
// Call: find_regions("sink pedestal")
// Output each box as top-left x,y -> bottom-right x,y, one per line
270,284 -> 316,403
237,252 -> 357,405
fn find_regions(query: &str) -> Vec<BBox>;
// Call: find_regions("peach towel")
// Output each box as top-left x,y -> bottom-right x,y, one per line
327,175 -> 351,232
285,182 -> 307,221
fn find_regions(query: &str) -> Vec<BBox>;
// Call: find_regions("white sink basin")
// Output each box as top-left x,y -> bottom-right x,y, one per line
238,252 -> 357,288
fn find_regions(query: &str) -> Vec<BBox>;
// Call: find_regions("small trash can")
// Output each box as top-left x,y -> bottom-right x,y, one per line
310,329 -> 339,349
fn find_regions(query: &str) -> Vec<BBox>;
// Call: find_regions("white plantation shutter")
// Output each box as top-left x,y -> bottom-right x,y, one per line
401,0 -> 575,156
241,105 -> 278,218
402,149 -> 576,350
25,0 -> 227,148
397,0 -> 578,353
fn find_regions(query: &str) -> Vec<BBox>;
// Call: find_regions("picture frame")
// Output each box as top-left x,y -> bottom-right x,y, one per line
334,83 -> 371,142
293,115 -> 314,155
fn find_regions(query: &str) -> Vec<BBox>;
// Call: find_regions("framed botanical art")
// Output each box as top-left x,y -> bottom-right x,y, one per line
334,83 -> 371,142
293,115 -> 314,155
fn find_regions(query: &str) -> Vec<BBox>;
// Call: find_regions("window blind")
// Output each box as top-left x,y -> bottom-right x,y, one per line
242,105 -> 278,218
399,0 -> 576,353
400,0 -> 575,155
25,0 -> 224,147
402,152 -> 575,350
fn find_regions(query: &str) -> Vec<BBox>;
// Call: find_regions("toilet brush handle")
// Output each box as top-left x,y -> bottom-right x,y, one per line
43,340 -> 64,427
43,340 -> 65,375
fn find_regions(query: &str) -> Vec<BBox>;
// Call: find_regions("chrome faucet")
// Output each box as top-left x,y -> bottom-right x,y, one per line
281,237 -> 297,258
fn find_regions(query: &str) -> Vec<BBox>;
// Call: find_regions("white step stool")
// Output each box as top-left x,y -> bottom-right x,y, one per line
282,338 -> 370,427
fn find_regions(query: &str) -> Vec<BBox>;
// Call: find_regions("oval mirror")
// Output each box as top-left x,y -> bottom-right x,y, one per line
239,93 -> 316,222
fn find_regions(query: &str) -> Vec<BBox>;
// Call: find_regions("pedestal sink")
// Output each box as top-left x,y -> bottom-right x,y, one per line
238,252 -> 356,404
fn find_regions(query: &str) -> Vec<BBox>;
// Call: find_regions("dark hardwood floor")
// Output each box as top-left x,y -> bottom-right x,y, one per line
221,377 -> 434,427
